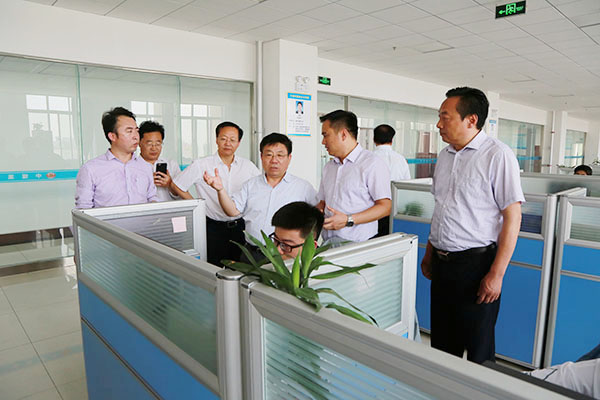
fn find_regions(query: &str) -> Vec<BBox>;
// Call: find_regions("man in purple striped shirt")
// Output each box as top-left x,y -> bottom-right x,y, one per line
75,107 -> 157,209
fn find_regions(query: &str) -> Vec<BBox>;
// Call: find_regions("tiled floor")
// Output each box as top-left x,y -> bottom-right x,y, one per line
0,261 -> 87,400
0,238 -> 74,269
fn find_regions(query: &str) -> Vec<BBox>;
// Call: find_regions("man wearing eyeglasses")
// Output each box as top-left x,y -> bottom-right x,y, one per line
270,202 -> 324,260
204,133 -> 318,262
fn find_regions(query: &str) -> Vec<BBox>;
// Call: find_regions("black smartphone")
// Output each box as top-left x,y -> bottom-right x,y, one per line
156,162 -> 167,174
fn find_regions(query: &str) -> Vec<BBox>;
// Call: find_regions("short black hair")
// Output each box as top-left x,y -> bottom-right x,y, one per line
445,87 -> 489,130
574,165 -> 593,175
374,124 -> 395,145
319,110 -> 359,140
272,201 -> 324,239
139,120 -> 165,140
216,121 -> 243,140
260,133 -> 292,154
102,107 -> 136,144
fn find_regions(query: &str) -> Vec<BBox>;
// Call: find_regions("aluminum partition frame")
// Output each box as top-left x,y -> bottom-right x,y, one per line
544,192 -> 598,367
72,207 -> 243,398
240,279 -> 570,400
78,199 -> 207,259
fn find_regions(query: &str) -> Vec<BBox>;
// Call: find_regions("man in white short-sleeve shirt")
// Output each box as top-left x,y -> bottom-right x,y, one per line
317,110 -> 392,245
138,120 -> 181,202
421,87 -> 524,364
172,122 -> 260,265
372,123 -> 411,237
204,133 -> 318,261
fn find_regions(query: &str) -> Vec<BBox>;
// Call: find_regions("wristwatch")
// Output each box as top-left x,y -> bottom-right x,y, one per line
345,215 -> 355,227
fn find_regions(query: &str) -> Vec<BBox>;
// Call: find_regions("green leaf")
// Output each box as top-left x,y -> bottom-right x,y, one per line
324,303 -> 374,325
222,260 -> 259,275
316,288 -> 378,326
311,263 -> 376,280
259,269 -> 294,292
291,255 -> 301,288
296,287 -> 322,311
247,231 -> 289,279
300,232 -> 316,283
314,243 -> 332,256
231,240 -> 258,266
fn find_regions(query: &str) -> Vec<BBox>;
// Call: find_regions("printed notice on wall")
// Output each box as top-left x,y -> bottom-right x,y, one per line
286,93 -> 311,136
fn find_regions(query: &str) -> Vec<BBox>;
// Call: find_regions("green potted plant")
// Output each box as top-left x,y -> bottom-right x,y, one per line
223,231 -> 378,325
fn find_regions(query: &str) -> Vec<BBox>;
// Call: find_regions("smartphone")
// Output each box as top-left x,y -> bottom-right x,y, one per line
156,163 -> 168,174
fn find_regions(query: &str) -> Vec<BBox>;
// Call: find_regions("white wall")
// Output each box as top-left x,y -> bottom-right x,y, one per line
0,0 -> 255,82
567,116 -> 591,133
498,100 -> 549,126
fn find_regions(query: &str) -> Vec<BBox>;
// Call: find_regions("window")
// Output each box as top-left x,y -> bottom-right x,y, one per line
26,94 -> 77,161
565,130 -> 586,167
180,103 -> 224,162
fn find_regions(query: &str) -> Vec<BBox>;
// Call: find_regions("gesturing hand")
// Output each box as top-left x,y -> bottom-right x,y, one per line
203,168 -> 224,191
323,206 -> 348,231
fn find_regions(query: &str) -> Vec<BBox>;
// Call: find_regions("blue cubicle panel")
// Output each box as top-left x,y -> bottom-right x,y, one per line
392,182 -> 555,367
79,282 -> 219,400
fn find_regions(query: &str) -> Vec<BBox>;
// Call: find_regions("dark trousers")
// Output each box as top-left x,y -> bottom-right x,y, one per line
206,217 -> 245,267
240,242 -> 267,265
376,215 -> 390,238
430,243 -> 500,364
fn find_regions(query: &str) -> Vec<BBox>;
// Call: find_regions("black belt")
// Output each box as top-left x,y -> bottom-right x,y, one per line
433,243 -> 496,262
206,217 -> 243,229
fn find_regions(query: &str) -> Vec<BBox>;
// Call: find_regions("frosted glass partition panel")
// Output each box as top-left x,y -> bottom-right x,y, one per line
521,200 -> 545,234
180,77 -> 252,164
77,226 -> 218,373
264,319 -> 433,400
314,257 -> 403,330
498,119 -> 542,173
392,182 -> 435,220
80,200 -> 207,258
309,234 -> 417,337
565,130 -> 586,168
570,203 -> 600,241
0,56 -> 80,233
521,173 -> 600,197
79,66 -> 180,163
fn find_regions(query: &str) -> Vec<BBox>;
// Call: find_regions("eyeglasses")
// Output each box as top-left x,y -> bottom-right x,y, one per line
269,232 -> 303,254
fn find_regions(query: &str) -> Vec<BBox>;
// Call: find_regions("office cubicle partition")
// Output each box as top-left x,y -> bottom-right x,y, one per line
545,194 -> 600,366
521,172 -> 600,197
390,181 -> 561,367
240,269 -> 569,399
73,200 -> 242,400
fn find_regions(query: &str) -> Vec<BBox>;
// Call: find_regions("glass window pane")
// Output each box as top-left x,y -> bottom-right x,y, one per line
48,95 -> 70,111
499,119 -> 543,172
26,94 -> 47,110
208,105 -> 222,117
131,100 -> 147,115
193,104 -> 207,117
181,103 -> 192,117
565,129 -> 586,168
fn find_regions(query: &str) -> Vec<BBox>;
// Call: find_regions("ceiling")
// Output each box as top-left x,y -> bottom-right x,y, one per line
25,0 -> 600,121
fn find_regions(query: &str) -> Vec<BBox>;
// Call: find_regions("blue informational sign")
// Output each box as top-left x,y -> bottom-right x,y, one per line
0,169 -> 79,183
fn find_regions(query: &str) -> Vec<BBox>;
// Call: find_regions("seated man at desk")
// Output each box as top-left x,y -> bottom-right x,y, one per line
270,201 -> 324,260
203,133 -> 318,261
574,165 -> 593,176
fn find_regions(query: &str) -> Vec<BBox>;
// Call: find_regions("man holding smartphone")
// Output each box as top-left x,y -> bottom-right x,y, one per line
138,120 -> 181,202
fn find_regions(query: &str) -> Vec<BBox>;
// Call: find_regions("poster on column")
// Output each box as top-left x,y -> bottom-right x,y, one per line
286,93 -> 311,136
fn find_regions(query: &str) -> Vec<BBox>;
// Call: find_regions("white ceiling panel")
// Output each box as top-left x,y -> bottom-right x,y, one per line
329,15 -> 384,32
438,5 -> 493,25
363,24 -> 413,40
409,0 -> 475,15
553,0 -> 600,18
369,4 -> 429,24
508,6 -> 565,26
25,0 -> 54,4
336,0 -> 406,14
570,12 -> 600,28
301,3 -> 360,22
523,19 -> 578,35
425,26 -> 471,41
108,0 -> 188,24
265,0 -> 331,14
52,0 -> 123,15
232,3 -> 295,23
397,16 -> 453,33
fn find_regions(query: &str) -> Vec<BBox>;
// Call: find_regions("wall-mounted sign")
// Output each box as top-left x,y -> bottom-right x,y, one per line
318,76 -> 331,85
286,93 -> 311,136
496,1 -> 526,18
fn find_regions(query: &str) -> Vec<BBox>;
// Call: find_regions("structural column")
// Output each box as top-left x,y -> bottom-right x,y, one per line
262,39 -> 320,187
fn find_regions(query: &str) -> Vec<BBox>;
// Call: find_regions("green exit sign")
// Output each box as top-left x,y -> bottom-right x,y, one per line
318,76 -> 331,85
496,1 -> 526,18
